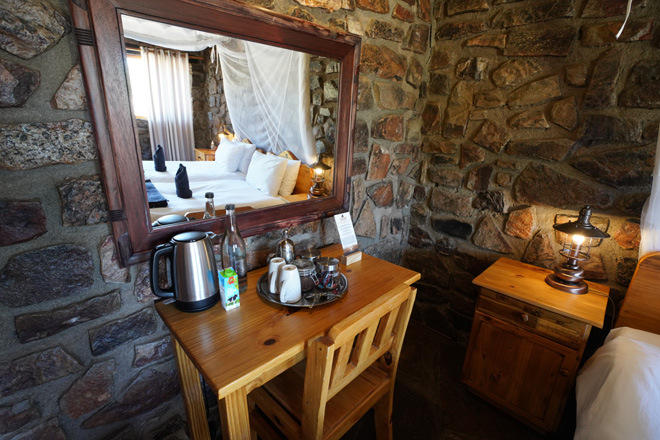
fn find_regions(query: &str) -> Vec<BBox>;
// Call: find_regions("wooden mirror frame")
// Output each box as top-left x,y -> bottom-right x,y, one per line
69,0 -> 360,266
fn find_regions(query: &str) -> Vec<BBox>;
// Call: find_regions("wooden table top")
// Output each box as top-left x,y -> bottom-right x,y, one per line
155,244 -> 420,399
473,257 -> 609,328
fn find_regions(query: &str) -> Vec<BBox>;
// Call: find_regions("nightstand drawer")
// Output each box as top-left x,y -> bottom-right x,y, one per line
477,288 -> 588,349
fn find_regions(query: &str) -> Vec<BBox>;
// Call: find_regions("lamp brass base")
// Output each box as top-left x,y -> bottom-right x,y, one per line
545,273 -> 588,294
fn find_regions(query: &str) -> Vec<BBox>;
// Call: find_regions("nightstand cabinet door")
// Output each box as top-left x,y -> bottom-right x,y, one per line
462,311 -> 578,433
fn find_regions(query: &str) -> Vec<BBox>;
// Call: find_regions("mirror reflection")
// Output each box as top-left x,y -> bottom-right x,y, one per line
120,15 -> 338,226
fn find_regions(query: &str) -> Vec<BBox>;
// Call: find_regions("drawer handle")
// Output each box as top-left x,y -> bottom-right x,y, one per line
520,313 -> 529,322
560,368 -> 569,377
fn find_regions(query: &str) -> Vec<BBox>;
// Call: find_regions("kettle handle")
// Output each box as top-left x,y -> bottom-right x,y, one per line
150,243 -> 175,299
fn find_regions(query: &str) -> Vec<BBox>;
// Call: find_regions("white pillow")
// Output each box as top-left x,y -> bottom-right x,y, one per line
245,151 -> 288,196
214,136 -> 244,172
279,158 -> 301,196
235,140 -> 256,174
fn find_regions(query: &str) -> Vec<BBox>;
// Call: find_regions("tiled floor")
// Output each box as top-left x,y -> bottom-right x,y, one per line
343,320 -> 576,440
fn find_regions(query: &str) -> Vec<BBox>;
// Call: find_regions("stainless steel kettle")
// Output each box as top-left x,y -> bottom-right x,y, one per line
150,231 -> 219,312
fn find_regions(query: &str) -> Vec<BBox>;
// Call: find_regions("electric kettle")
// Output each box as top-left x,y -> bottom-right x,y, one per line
150,231 -> 219,312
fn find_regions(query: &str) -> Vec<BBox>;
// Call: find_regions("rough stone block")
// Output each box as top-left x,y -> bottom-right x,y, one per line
550,96 -> 578,131
506,138 -> 574,161
428,168 -> 463,188
474,89 -> 505,108
619,58 -> 660,109
60,360 -> 116,419
473,120 -> 511,153
8,418 -> 65,440
432,218 -> 473,239
372,115 -> 404,141
0,0 -> 70,59
390,158 -> 410,176
572,145 -> 654,188
429,50 -> 452,70
582,254 -> 607,281
581,19 -> 653,46
402,24 -> 430,54
360,44 -> 406,82
15,290 -> 121,343
422,102 -> 442,135
51,64 -> 87,110
392,4 -> 414,22
583,48 -> 622,109
565,64 -> 588,87
374,82 -> 415,109
473,216 -> 513,254
429,188 -> 473,217
354,202 -> 376,238
0,119 -> 96,170
366,144 -> 391,180
507,75 -> 562,108
367,181 -> 393,207
504,26 -> 577,57
459,144 -> 485,169
365,20 -> 404,42
522,233 -> 555,269
436,22 -> 487,40
88,308 -> 158,356
396,181 -> 415,208
443,82 -> 474,138
582,0 -> 645,18
446,0 -> 488,16
491,0 -> 574,28
0,200 -> 47,246
505,207 -> 534,239
613,219 -> 641,250
472,191 -> 508,213
417,0 -> 430,22
456,57 -> 489,81
492,59 -> 541,88
356,0 -> 389,13
406,56 -> 423,88
466,166 -> 493,191
81,368 -> 179,428
466,33 -> 507,49
0,347 -> 82,397
100,236 -> 130,283
0,244 -> 93,307
407,227 -> 435,249
580,114 -> 641,145
57,176 -> 109,226
0,59 -> 40,107
508,109 -> 549,129
0,400 -> 39,435
514,163 -> 613,209
616,257 -> 637,286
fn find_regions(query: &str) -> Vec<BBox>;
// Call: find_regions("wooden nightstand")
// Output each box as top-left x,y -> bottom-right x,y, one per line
462,257 -> 609,433
195,148 -> 216,161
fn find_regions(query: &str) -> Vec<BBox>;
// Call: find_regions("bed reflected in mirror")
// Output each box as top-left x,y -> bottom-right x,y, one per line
120,15 -> 338,227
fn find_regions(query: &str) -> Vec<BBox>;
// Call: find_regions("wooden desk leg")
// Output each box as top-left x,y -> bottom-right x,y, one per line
172,337 -> 211,440
218,387 -> 251,440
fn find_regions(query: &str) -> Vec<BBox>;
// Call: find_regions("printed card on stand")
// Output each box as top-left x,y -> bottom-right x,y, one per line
334,212 -> 361,265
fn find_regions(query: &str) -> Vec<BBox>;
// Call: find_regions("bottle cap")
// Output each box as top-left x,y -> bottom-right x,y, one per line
226,204 -> 235,210
221,268 -> 237,277
205,192 -> 214,198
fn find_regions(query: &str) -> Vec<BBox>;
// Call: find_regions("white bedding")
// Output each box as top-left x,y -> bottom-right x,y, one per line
143,160 -> 286,221
575,327 -> 660,440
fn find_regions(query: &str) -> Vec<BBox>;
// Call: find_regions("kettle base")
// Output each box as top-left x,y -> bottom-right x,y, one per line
174,292 -> 220,313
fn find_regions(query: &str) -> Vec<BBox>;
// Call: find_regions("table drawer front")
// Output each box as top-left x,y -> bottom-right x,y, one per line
195,150 -> 205,161
477,288 -> 587,349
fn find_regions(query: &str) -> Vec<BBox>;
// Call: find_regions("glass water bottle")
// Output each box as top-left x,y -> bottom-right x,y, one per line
221,204 -> 247,293
203,192 -> 215,219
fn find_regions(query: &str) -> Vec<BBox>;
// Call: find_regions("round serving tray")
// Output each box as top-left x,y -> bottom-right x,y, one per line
256,272 -> 348,308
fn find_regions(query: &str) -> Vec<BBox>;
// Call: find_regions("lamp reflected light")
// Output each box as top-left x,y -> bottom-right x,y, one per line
308,155 -> 331,198
545,206 -> 609,294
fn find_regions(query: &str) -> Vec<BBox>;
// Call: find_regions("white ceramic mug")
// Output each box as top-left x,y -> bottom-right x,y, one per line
279,264 -> 301,303
268,257 -> 285,294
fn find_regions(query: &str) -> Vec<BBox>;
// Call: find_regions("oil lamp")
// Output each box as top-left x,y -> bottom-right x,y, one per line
308,155 -> 331,198
545,206 -> 609,294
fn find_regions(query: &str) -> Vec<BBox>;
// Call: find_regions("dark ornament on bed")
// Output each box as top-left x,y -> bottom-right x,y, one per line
145,180 -> 168,208
154,144 -> 167,172
175,164 -> 193,198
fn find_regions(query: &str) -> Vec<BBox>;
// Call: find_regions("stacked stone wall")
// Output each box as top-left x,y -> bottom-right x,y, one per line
403,0 -> 660,342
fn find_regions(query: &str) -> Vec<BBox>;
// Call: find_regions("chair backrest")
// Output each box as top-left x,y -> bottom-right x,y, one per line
301,284 -> 417,438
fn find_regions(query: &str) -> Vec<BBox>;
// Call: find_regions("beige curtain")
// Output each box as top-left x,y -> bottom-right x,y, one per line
141,47 -> 195,161
640,123 -> 660,257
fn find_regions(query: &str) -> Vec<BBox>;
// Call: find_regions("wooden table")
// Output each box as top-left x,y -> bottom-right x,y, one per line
155,244 -> 420,439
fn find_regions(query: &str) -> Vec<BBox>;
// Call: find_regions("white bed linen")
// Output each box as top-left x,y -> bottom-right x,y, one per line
143,160 -> 286,221
575,327 -> 660,440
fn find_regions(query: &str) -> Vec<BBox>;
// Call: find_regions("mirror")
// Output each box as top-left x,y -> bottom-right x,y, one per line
120,15 -> 339,224
69,0 -> 360,265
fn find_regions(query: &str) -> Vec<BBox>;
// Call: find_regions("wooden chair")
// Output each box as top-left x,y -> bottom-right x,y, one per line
248,284 -> 417,440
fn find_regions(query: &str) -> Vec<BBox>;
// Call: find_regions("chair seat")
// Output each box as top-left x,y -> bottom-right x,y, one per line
251,359 -> 392,439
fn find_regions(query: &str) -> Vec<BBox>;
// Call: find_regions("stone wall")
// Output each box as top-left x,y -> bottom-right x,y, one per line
0,0 -> 657,438
403,0 -> 660,342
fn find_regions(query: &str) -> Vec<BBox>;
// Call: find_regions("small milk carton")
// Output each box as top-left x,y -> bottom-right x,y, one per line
219,268 -> 240,310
